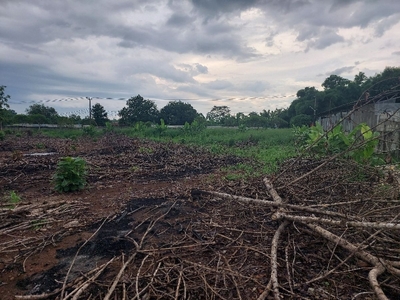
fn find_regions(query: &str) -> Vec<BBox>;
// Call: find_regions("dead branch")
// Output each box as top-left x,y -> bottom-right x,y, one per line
274,212 -> 400,230
270,220 -> 289,300
193,189 -> 354,219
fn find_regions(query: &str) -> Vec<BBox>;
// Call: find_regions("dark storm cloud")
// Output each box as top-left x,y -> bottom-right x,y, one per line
166,13 -> 194,27
0,0 -> 399,114
308,29 -> 345,50
190,0 -> 260,18
326,66 -> 355,76
191,0 -> 400,50
195,63 -> 208,74
177,63 -> 208,76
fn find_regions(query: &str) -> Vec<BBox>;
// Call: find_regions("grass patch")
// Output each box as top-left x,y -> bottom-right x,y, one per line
130,127 -> 297,176
27,126 -> 297,176
2,191 -> 21,209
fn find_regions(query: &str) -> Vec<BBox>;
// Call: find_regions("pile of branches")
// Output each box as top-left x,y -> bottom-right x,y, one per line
13,156 -> 400,299
0,200 -> 88,272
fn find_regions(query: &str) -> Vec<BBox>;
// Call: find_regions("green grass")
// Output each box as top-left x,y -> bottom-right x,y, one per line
2,191 -> 21,209
122,126 -> 296,176
26,126 -> 297,178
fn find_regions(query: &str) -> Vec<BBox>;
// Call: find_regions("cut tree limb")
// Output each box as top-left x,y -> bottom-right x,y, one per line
192,189 -> 354,219
275,212 -> 400,230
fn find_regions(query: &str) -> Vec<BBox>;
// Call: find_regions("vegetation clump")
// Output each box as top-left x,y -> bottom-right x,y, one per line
294,122 -> 380,164
53,157 -> 87,192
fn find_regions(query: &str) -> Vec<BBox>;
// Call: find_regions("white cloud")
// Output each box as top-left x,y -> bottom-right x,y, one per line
0,0 -> 399,117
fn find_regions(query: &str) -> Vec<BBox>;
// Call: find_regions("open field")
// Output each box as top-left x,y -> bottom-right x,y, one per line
1,129 -> 400,299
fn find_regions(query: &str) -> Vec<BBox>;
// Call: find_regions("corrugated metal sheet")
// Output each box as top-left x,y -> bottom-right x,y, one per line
317,103 -> 400,155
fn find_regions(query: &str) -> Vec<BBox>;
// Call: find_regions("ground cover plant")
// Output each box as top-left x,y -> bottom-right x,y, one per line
120,125 -> 296,174
53,157 -> 87,192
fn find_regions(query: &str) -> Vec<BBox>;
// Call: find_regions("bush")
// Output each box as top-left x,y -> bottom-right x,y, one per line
290,114 -> 313,127
82,125 -> 96,137
0,130 -> 4,141
294,123 -> 380,163
53,157 -> 87,192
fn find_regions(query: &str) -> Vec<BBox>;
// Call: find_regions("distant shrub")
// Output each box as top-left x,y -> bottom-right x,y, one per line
82,125 -> 96,137
290,114 -> 313,127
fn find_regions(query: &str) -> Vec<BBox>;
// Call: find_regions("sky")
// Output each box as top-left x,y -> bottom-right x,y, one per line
1,0 -> 399,118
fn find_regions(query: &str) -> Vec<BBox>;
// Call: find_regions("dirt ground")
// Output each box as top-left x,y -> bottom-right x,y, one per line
1,131 -> 400,299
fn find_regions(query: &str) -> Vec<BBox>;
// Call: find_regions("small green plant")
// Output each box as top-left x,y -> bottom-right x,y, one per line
138,146 -> 154,154
0,130 -> 5,141
295,123 -> 380,163
130,166 -> 140,172
156,119 -> 167,136
134,121 -> 146,132
53,157 -> 87,192
105,122 -> 114,133
36,143 -> 45,149
238,124 -> 247,132
9,191 -> 21,205
3,191 -> 21,208
82,125 -> 96,137
31,219 -> 47,230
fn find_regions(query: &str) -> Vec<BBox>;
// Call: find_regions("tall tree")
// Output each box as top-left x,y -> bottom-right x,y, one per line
92,103 -> 109,126
354,72 -> 367,86
322,75 -> 350,90
206,106 -> 230,124
363,66 -> 400,96
26,104 -> 59,122
118,95 -> 159,126
0,85 -> 10,129
159,101 -> 198,125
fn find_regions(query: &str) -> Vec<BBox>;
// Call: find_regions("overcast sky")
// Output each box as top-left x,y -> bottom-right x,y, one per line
1,0 -> 399,118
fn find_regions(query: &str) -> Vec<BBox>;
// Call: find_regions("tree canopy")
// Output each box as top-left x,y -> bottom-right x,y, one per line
118,95 -> 159,126
26,104 -> 59,122
206,106 -> 230,124
92,103 -> 109,126
159,101 -> 198,125
0,86 -> 10,129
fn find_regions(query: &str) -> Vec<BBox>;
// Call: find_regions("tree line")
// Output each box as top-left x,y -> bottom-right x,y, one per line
0,66 -> 399,129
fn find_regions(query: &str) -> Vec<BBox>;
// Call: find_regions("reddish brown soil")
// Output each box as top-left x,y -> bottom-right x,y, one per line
0,132 -> 249,299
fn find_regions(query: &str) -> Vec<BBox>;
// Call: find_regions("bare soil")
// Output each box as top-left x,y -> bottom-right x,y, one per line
1,131 -> 400,299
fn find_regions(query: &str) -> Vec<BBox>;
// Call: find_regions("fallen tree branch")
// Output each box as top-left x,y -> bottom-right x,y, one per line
306,223 -> 390,300
275,212 -> 400,230
270,220 -> 289,300
192,189 -> 354,219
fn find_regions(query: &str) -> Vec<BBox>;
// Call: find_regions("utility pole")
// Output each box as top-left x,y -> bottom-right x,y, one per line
309,96 -> 317,125
86,97 -> 92,120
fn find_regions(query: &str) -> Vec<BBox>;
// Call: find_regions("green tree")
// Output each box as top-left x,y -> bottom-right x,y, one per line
362,67 -> 400,97
354,72 -> 367,86
243,114 -> 269,128
0,109 -> 16,127
290,114 -> 313,127
322,75 -> 351,90
118,95 -> 159,126
159,101 -> 198,125
206,106 -> 230,124
92,103 -> 109,126
287,87 -> 320,119
26,104 -> 59,123
0,86 -> 10,129
270,117 -> 288,128
68,114 -> 82,124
